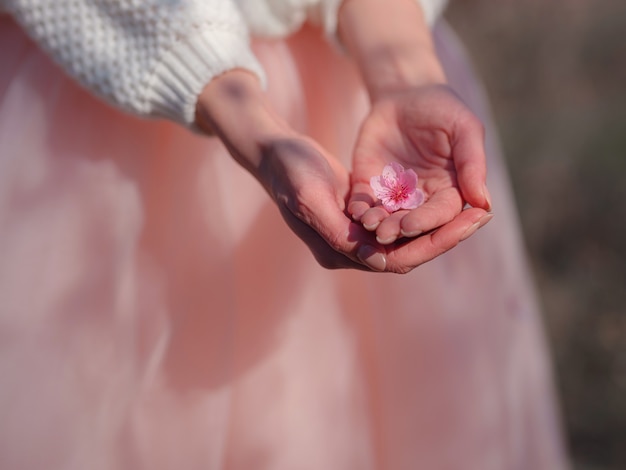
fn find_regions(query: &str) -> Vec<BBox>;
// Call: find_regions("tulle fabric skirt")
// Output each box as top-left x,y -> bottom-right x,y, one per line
0,16 -> 568,470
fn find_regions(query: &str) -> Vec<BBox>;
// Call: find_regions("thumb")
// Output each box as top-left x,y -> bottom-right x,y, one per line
298,183 -> 387,272
452,114 -> 492,211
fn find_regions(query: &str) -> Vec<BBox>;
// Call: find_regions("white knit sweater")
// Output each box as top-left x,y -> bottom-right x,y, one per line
1,0 -> 447,127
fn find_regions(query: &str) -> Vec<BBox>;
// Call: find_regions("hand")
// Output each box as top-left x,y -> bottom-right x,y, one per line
348,85 -> 493,273
337,0 -> 493,273
257,133 -> 387,271
196,70 -> 385,271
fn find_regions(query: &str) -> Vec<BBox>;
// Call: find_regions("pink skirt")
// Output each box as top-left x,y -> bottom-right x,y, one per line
0,16 -> 568,470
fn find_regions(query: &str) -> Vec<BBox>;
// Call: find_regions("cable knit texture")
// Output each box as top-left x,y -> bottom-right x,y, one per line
2,0 -> 268,127
1,0 -> 447,126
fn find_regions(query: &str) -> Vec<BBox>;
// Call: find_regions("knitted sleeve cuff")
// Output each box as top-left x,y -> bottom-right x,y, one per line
3,0 -> 266,130
415,0 -> 449,26
144,27 -> 267,128
315,0 -> 344,47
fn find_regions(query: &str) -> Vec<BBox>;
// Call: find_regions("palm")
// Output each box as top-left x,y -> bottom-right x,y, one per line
349,85 -> 490,245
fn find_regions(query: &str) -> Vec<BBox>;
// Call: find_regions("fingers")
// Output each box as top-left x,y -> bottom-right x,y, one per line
372,210 -> 408,243
282,182 -> 388,272
309,202 -> 388,272
263,137 -> 388,272
360,205 -> 391,231
347,180 -> 377,222
399,187 -> 464,237
357,186 -> 463,246
286,184 -> 491,274
277,204 -> 372,271
384,208 -> 493,274
452,114 -> 492,211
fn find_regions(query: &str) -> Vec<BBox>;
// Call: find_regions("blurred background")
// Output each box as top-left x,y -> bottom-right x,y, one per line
445,1 -> 626,469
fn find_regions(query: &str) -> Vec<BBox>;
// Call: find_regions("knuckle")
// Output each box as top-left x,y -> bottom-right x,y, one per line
391,264 -> 413,275
325,229 -> 346,253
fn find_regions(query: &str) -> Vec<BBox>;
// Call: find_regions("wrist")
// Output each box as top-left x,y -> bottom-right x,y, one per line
338,0 -> 446,101
364,48 -> 446,102
195,69 -> 292,174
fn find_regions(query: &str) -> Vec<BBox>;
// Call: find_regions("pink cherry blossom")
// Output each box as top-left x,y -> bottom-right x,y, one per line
370,162 -> 425,213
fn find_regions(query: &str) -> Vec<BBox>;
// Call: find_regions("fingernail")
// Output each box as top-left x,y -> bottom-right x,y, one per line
460,222 -> 480,241
479,212 -> 494,227
357,245 -> 387,272
363,221 -> 380,231
376,235 -> 396,245
349,204 -> 365,222
483,185 -> 493,212
400,228 -> 422,238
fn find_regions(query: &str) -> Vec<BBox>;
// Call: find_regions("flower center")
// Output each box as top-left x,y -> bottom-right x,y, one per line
390,184 -> 409,203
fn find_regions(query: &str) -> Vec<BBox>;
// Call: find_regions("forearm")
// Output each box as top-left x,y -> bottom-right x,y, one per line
337,0 -> 446,101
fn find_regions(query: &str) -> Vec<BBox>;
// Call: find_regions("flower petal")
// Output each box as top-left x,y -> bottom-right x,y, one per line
370,163 -> 425,213
382,162 -> 401,183
400,188 -> 425,210
389,161 -> 405,177
382,198 -> 402,212
399,167 -> 418,188
370,176 -> 387,199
